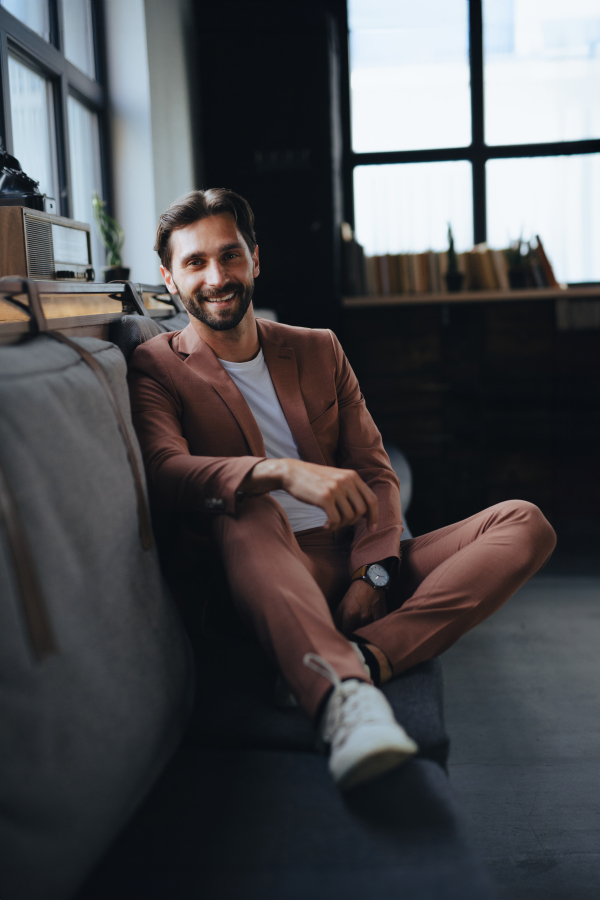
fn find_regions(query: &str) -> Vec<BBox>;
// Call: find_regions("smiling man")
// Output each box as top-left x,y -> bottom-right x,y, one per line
128,188 -> 557,791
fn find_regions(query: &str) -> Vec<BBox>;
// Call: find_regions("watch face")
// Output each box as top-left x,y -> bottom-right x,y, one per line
367,563 -> 389,588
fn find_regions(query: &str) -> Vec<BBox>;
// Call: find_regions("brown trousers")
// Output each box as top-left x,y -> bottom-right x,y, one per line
212,497 -> 556,718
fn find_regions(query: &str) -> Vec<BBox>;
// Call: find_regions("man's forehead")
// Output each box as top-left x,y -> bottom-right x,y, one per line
171,213 -> 244,256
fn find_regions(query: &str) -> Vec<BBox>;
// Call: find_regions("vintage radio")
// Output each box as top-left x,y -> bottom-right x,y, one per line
0,206 -> 94,281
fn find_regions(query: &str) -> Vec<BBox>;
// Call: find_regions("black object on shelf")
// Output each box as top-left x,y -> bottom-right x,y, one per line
103,266 -> 130,283
0,151 -> 48,211
445,271 -> 465,292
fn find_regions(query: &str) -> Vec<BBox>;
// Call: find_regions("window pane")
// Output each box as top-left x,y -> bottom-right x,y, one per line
67,96 -> 103,272
354,161 -> 473,255
484,0 -> 600,145
1,0 -> 50,40
349,0 -> 471,152
61,0 -> 95,79
487,155 -> 600,283
8,55 -> 58,200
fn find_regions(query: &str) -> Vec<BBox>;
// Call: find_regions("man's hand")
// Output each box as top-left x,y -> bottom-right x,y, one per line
240,458 -> 378,532
334,579 -> 387,635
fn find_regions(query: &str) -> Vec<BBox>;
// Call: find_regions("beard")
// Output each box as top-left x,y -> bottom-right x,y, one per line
174,278 -> 254,332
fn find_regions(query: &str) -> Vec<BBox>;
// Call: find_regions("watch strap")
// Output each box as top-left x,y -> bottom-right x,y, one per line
351,565 -> 369,583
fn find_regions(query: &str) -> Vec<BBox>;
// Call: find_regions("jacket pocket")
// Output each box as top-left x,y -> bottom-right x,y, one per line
310,399 -> 338,435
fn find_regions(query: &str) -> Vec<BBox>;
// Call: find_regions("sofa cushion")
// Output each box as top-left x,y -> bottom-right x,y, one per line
0,334 -> 193,900
109,312 -> 189,363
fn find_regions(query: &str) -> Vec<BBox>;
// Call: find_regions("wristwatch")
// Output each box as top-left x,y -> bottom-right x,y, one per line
351,562 -> 390,590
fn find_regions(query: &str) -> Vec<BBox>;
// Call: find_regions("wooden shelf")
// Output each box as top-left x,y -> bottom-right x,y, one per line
0,280 -> 182,344
343,285 -> 600,308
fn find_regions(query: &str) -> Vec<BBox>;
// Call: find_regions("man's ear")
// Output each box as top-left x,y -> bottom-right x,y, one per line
160,264 -> 177,295
252,244 -> 260,278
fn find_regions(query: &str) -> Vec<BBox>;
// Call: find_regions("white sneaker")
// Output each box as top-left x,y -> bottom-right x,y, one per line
304,653 -> 418,791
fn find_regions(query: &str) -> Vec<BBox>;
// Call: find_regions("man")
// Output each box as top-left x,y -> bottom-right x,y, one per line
128,189 -> 556,791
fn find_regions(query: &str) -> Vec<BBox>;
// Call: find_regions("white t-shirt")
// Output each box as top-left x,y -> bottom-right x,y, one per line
218,349 -> 328,533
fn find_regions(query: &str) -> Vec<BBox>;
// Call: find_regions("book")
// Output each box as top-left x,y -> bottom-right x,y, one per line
386,254 -> 399,294
469,243 -> 498,290
438,251 -> 448,293
535,236 -> 559,288
378,255 -> 391,295
489,249 -> 510,290
426,250 -> 441,293
388,255 -> 401,294
398,254 -> 410,293
416,253 -> 429,293
364,255 -> 379,296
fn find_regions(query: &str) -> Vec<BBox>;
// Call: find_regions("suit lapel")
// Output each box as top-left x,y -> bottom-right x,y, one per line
179,324 -> 266,457
259,323 -> 326,466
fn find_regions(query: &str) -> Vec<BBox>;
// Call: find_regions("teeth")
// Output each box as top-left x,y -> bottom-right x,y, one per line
208,292 -> 235,303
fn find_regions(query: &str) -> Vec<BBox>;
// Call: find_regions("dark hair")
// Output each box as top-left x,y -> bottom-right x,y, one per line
154,188 -> 257,271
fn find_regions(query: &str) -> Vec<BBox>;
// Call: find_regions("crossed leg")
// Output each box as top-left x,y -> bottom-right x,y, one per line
213,495 -> 556,718
355,499 -> 557,675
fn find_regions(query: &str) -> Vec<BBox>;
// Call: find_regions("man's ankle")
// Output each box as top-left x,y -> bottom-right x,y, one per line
366,643 -> 393,684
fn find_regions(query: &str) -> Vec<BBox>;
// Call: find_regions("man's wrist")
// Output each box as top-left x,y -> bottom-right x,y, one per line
351,559 -> 393,590
240,458 -> 288,494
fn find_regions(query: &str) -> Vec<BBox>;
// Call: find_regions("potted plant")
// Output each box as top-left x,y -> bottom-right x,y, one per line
445,224 -> 464,292
92,192 -> 129,282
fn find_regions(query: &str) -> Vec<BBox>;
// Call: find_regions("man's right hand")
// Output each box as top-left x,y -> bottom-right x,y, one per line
239,458 -> 379,532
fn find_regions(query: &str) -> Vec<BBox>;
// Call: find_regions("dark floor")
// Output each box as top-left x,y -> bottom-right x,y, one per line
442,568 -> 600,900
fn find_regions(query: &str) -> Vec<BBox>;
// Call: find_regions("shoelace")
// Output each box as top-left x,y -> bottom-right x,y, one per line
304,652 -> 382,747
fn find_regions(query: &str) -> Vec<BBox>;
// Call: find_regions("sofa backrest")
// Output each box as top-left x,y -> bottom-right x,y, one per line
0,331 -> 193,900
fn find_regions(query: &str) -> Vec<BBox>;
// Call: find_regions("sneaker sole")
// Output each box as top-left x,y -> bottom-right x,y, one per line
337,745 -> 416,791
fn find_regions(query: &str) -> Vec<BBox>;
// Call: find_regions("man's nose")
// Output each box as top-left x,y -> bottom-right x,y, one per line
204,259 -> 228,287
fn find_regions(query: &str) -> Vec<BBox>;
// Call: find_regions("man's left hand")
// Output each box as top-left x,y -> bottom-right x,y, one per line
334,579 -> 387,635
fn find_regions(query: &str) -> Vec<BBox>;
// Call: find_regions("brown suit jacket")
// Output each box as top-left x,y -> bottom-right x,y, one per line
128,317 -> 403,573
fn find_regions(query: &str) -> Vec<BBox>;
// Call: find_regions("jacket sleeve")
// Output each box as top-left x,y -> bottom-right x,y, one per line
128,345 -> 265,516
328,330 -> 404,574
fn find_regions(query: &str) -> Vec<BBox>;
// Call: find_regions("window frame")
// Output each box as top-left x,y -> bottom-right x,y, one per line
0,0 -> 108,220
343,0 -> 600,246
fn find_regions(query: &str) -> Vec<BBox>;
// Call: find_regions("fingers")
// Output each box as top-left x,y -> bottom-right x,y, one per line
340,601 -> 362,636
335,587 -> 385,636
283,461 -> 379,531
354,478 -> 379,532
328,470 -> 378,531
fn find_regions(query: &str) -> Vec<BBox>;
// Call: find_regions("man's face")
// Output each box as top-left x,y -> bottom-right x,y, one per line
161,213 -> 259,332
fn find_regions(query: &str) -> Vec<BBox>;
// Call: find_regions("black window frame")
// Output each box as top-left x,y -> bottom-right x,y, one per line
343,0 -> 600,246
0,0 -> 109,220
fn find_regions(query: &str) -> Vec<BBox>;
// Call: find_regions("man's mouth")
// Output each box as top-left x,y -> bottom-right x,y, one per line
203,291 -> 236,305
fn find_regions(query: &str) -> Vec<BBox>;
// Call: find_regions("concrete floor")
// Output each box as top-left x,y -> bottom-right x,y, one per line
442,572 -> 600,900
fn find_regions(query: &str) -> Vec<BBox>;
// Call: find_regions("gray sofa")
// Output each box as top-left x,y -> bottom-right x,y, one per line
0,293 -> 495,899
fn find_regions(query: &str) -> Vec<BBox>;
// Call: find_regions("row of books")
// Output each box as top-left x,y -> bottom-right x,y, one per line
342,238 -> 558,297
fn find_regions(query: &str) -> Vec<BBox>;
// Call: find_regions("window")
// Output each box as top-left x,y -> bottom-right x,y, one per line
0,0 -> 107,273
348,0 -> 600,282
1,0 -> 50,41
350,1 -> 471,153
354,161 -> 473,255
67,95 -> 103,268
8,54 -> 58,199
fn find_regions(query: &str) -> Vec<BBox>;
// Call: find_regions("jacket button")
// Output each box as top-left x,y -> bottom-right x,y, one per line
205,498 -> 226,511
